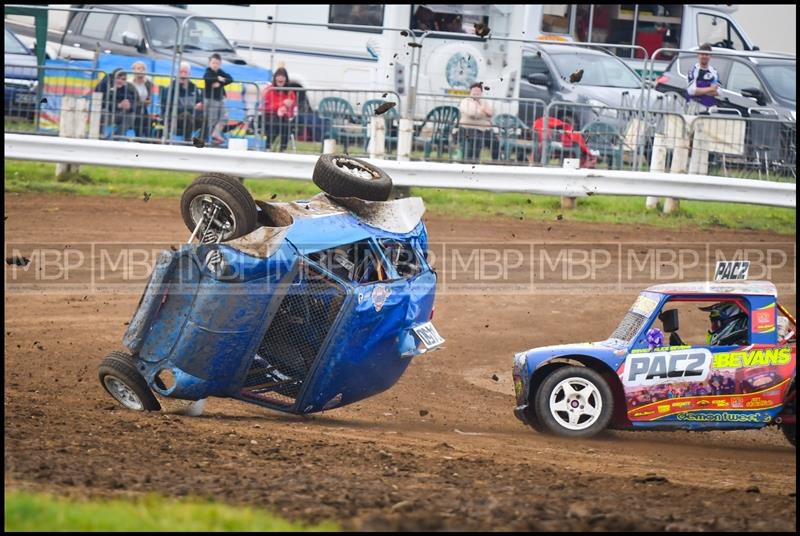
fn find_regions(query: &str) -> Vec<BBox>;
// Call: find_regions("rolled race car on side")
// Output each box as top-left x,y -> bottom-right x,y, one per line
513,271 -> 796,446
99,155 -> 443,416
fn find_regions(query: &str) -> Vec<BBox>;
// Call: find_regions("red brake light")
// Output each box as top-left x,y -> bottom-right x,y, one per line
429,305 -> 435,321
656,75 -> 669,85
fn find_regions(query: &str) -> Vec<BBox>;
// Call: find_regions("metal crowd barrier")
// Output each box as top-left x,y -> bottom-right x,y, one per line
6,64 -> 794,182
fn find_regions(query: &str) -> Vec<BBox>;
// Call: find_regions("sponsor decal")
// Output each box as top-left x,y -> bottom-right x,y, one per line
712,347 -> 792,369
696,399 -> 711,406
712,400 -> 729,408
753,304 -> 777,334
631,345 -> 691,354
672,401 -> 692,409
658,404 -> 671,414
623,349 -> 712,387
676,411 -> 762,423
731,398 -> 744,408
745,398 -> 774,408
371,285 -> 392,312
631,295 -> 658,316
445,52 -> 479,90
714,260 -> 749,281
633,410 -> 656,417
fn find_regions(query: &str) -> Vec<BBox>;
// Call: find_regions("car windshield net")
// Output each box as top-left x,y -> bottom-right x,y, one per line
609,310 -> 647,342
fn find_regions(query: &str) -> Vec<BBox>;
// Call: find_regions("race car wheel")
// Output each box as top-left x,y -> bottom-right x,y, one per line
98,351 -> 161,412
534,366 -> 613,438
312,154 -> 393,201
783,423 -> 796,447
781,384 -> 796,447
181,173 -> 258,242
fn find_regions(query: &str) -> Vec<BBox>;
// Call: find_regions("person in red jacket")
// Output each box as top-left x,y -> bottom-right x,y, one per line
260,67 -> 297,152
531,112 -> 598,168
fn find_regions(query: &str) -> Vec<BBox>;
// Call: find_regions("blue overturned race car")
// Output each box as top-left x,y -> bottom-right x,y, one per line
99,155 -> 444,415
513,268 -> 796,445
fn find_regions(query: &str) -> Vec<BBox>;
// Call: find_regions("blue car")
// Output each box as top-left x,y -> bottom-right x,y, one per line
99,156 -> 444,416
513,276 -> 796,445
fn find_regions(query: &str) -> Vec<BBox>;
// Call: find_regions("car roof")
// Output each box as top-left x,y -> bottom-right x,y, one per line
677,47 -> 795,65
90,4 -> 192,17
525,43 -> 615,58
645,280 -> 777,297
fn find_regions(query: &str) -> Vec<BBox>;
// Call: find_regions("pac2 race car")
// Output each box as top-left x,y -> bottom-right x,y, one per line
99,155 -> 444,416
513,261 -> 796,446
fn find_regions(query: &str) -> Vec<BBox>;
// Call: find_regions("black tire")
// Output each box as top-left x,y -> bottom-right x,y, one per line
533,365 -> 613,438
312,154 -> 393,201
98,351 -> 161,411
782,424 -> 796,447
781,384 -> 796,447
180,173 -> 258,240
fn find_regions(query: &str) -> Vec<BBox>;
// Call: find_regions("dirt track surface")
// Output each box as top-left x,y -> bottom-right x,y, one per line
4,194 -> 796,531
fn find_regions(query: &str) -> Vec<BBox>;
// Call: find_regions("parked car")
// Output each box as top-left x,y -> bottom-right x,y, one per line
4,27 -> 38,119
517,43 -> 653,129
58,4 -> 250,66
512,275 -> 796,446
655,48 -> 796,168
98,155 -> 444,417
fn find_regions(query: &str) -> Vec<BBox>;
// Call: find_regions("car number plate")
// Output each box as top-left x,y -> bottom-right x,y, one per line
14,93 -> 36,104
413,322 -> 445,349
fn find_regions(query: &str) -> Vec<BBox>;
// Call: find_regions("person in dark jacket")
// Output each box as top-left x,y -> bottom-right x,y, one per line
94,68 -> 138,137
162,61 -> 204,138
202,53 -> 233,145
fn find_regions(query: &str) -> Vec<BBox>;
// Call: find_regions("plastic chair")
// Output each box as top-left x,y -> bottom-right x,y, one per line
413,105 -> 460,160
582,121 -> 624,169
317,96 -> 365,152
361,99 -> 399,152
492,113 -> 536,162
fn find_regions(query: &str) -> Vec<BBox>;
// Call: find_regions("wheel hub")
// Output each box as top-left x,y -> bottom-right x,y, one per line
104,375 -> 144,411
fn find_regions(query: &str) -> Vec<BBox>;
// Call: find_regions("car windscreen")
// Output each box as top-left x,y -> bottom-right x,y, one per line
759,63 -> 796,103
144,16 -> 234,52
550,52 -> 641,89
5,29 -> 29,55
609,293 -> 659,342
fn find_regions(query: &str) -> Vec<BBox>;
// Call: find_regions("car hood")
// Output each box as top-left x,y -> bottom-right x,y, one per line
4,52 -> 38,81
562,84 -> 651,108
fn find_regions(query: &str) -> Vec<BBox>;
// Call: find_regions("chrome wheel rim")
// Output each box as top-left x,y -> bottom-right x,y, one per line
549,377 -> 602,431
188,194 -> 237,241
334,158 -> 379,181
104,375 -> 144,411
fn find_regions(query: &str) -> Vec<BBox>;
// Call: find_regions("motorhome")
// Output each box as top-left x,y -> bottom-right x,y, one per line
178,4 -> 759,108
6,4 -> 760,116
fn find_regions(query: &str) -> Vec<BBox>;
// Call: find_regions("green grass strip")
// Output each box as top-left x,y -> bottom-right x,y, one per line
4,160 -> 795,235
4,490 -> 338,532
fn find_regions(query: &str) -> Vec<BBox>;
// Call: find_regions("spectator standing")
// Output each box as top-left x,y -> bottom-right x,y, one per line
162,61 -> 204,139
94,68 -> 138,136
203,53 -> 233,145
686,43 -> 721,108
458,82 -> 498,162
130,61 -> 154,138
260,67 -> 297,152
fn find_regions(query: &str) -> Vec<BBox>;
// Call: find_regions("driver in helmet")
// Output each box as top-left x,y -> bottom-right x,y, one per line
700,302 -> 748,346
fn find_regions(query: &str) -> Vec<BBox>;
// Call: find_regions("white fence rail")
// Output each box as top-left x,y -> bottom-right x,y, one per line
4,134 -> 795,208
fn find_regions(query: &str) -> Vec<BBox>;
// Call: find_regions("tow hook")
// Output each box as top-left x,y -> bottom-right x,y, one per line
774,416 -> 783,424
